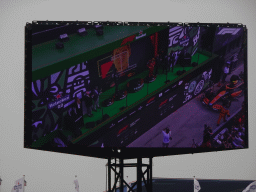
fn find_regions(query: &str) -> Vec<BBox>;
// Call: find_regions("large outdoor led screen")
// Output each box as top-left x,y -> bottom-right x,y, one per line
25,22 -> 248,158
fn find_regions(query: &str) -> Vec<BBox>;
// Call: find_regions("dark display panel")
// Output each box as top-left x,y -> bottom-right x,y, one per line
25,22 -> 248,158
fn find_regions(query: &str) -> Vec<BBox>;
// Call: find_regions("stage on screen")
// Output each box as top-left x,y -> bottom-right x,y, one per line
25,21 -> 248,158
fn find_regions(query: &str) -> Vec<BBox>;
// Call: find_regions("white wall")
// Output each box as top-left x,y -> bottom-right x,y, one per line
0,0 -> 255,191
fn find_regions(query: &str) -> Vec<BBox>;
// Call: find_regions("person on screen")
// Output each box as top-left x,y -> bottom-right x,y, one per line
113,66 -> 119,95
168,52 -> 173,72
84,91 -> 93,117
203,124 -> 210,143
182,49 -> 191,67
154,54 -> 161,76
238,124 -> 245,138
92,86 -> 101,111
217,55 -> 226,87
230,55 -> 236,72
73,97 -> 84,128
147,59 -> 155,78
64,107 -> 74,131
222,64 -> 230,83
76,97 -> 81,109
203,125 -> 213,145
231,134 -> 244,148
159,50 -> 164,70
217,103 -> 230,126
184,49 -> 191,59
222,132 -> 232,149
162,127 -> 171,148
238,115 -> 245,127
162,54 -> 169,75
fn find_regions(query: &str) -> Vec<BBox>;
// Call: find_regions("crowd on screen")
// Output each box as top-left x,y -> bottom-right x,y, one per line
200,101 -> 246,149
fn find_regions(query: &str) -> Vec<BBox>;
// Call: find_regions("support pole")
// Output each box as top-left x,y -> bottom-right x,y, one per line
114,158 -> 117,192
149,157 -> 153,192
106,163 -> 107,192
147,165 -> 149,186
120,158 -> 124,192
107,156 -> 153,192
108,157 -> 111,192
137,157 -> 142,192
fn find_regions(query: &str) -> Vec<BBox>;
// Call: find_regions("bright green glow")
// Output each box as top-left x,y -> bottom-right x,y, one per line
31,51 -> 212,147
79,52 -> 209,136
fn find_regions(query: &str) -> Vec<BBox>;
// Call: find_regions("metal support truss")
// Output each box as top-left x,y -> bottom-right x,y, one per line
107,157 -> 153,192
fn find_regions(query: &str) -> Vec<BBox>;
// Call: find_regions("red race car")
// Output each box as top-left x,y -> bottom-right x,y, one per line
201,74 -> 244,111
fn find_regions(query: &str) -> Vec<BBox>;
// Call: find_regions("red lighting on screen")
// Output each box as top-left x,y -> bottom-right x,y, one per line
150,32 -> 158,57
121,35 -> 136,46
56,94 -> 61,99
101,61 -> 113,79
117,125 -> 129,135
147,96 -> 156,104
159,99 -> 168,108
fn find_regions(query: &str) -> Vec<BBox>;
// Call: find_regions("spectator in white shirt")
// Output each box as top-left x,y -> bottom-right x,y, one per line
162,127 -> 171,148
222,64 -> 230,83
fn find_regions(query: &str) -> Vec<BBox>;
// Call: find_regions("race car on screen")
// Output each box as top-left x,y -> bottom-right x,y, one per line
201,74 -> 244,111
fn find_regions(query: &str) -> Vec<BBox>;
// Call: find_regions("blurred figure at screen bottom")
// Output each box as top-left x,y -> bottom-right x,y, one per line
162,127 -> 172,148
217,103 -> 230,126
